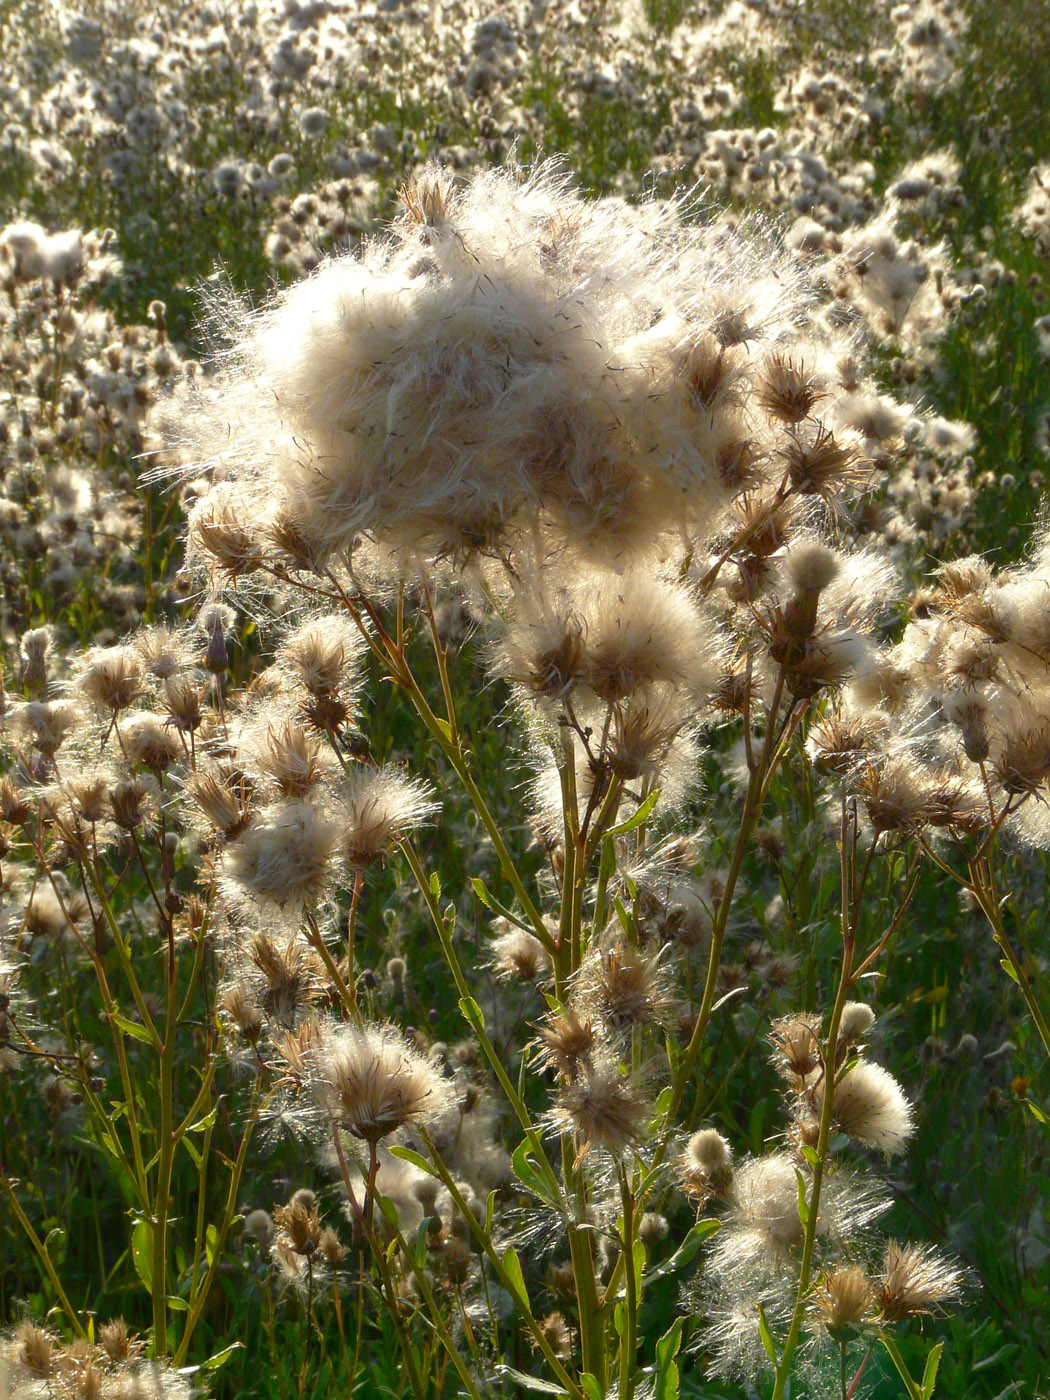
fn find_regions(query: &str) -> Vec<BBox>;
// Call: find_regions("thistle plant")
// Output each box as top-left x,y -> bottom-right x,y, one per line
2,158 -> 1036,1400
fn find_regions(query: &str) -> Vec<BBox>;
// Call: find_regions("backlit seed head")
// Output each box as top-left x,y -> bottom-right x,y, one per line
679,1128 -> 734,1201
769,1013 -> 822,1084
490,927 -> 551,983
759,352 -> 823,425
812,1058 -> 914,1155
74,645 -> 144,714
313,1022 -> 453,1143
546,1053 -> 649,1161
877,1241 -> 964,1320
534,1010 -> 596,1080
811,1265 -> 874,1338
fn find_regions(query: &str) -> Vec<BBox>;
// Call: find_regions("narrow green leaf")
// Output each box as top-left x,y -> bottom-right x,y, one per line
165,1295 -> 189,1312
794,1167 -> 810,1227
607,789 -> 660,837
470,877 -> 493,909
44,1226 -> 66,1268
494,1366 -> 565,1395
109,1010 -> 156,1046
204,1223 -> 218,1270
654,1317 -> 684,1400
800,1145 -> 820,1170
580,1374 -> 603,1400
429,872 -> 442,899
511,1139 -> 552,1204
921,1342 -> 944,1400
389,1144 -> 441,1180
501,1246 -> 529,1311
201,1341 -> 243,1370
756,1303 -> 778,1367
646,1218 -> 719,1282
131,1218 -> 153,1292
613,1299 -> 626,1338
1000,958 -> 1021,986
377,1193 -> 399,1231
459,995 -> 486,1032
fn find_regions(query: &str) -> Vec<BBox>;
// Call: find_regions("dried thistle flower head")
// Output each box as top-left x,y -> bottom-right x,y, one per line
534,1009 -> 596,1080
490,925 -> 551,983
546,1051 -> 649,1161
811,1265 -> 874,1338
877,1241 -> 964,1320
223,800 -> 340,907
247,933 -> 324,1024
576,937 -> 676,1030
679,1127 -> 734,1201
14,1320 -> 55,1377
838,1001 -> 876,1046
811,1058 -> 915,1155
247,716 -> 334,798
769,1012 -> 822,1084
20,626 -> 52,696
74,645 -> 144,715
273,1198 -> 323,1257
339,767 -> 437,867
312,1021 -> 453,1143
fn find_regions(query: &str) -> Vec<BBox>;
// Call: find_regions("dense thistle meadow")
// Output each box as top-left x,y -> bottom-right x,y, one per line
2,1 -> 1050,1398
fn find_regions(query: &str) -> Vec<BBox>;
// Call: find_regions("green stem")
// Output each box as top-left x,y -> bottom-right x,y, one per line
420,1134 -> 584,1400
617,1161 -> 639,1400
0,1173 -> 88,1338
400,838 -> 563,1203
770,800 -> 858,1400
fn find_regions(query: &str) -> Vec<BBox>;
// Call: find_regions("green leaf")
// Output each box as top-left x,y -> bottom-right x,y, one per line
607,789 -> 660,837
921,1342 -> 944,1400
495,1367 -> 566,1395
109,1010 -> 157,1046
646,1218 -> 719,1282
389,1144 -> 441,1180
613,1300 -> 626,1338
800,1145 -> 820,1170
756,1303 -> 778,1367
377,1193 -> 399,1231
185,1105 -> 219,1134
459,996 -> 486,1032
501,1246 -> 530,1310
429,872 -> 442,899
580,1374 -> 603,1400
653,1318 -> 684,1400
1000,958 -> 1021,986
165,1295 -> 189,1312
201,1341 -> 243,1371
131,1218 -> 153,1293
204,1223 -> 219,1269
44,1226 -> 66,1268
612,896 -> 632,937
470,876 -> 493,909
794,1167 -> 810,1227
512,1139 -> 551,1202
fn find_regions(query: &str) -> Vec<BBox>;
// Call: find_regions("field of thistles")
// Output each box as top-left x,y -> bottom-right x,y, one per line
1,1 -> 1049,1398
